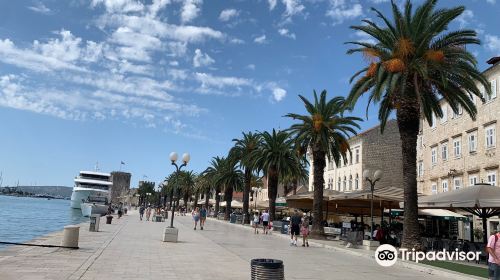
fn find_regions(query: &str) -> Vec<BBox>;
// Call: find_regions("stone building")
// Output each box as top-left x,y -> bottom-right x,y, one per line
308,119 -> 404,193
110,171 -> 132,204
417,58 -> 499,195
417,57 -> 499,238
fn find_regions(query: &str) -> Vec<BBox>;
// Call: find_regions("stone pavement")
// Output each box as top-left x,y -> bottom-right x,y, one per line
0,211 -> 476,280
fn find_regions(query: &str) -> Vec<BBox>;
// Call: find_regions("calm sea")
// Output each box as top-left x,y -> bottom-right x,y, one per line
0,195 -> 88,248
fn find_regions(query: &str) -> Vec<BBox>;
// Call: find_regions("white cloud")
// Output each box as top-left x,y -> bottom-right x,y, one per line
91,0 -> 144,13
180,0 -> 202,23
326,0 -> 363,25
369,0 -> 389,3
272,87 -> 286,102
219,9 -> 239,22
195,72 -> 252,89
278,28 -> 296,39
282,0 -> 305,23
254,35 -> 267,44
109,27 -> 163,62
193,49 -> 215,67
230,38 -> 245,44
456,10 -> 474,28
485,34 -> 500,53
28,1 -> 52,14
247,64 -> 256,70
487,0 -> 496,4
268,0 -> 277,10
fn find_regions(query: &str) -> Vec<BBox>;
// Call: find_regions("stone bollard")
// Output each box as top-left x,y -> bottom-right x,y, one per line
162,227 -> 178,242
61,225 -> 80,248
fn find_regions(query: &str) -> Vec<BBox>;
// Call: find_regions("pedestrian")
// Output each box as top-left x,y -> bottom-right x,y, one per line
301,213 -> 310,247
146,205 -> 152,221
290,210 -> 301,246
200,205 -> 207,230
253,212 -> 260,234
192,207 -> 200,230
487,229 -> 500,280
117,203 -> 123,219
261,210 -> 270,235
139,205 -> 145,221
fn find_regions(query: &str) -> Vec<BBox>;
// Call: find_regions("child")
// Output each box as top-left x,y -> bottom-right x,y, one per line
301,214 -> 310,247
253,212 -> 260,234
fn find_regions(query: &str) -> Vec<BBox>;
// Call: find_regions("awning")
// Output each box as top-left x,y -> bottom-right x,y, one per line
389,209 -> 468,221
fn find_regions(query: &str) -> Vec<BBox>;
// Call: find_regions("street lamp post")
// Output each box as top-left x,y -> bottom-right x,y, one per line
362,169 -> 383,240
169,152 -> 190,228
146,192 -> 151,207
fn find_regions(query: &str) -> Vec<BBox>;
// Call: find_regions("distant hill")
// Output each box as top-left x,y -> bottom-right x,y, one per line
2,186 -> 72,198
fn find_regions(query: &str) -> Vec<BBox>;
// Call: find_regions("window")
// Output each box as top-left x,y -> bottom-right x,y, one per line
486,125 -> 496,148
419,135 -> 424,149
430,113 -> 436,128
418,161 -> 424,177
431,147 -> 437,165
442,180 -> 448,192
468,132 -> 477,153
453,138 -> 461,158
355,174 -> 359,190
454,177 -> 462,190
486,80 -> 497,102
488,171 -> 497,186
441,143 -> 448,161
355,148 -> 360,164
337,178 -> 341,191
440,105 -> 447,124
469,175 -> 478,186
431,183 -> 437,194
343,176 -> 347,190
349,175 -> 353,190
452,105 -> 463,119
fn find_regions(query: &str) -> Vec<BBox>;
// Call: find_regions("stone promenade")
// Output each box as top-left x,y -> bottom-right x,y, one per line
0,211 -> 476,280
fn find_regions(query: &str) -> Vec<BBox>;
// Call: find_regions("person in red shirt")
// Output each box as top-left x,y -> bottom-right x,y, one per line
486,230 -> 500,280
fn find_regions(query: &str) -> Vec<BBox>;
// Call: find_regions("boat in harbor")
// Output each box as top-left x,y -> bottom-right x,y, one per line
70,170 -> 112,210
80,196 -> 109,217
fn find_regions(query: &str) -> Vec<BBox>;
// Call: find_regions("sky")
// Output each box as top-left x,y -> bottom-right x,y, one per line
0,0 -> 498,188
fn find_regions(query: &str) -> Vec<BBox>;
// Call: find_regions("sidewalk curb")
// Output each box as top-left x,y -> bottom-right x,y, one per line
209,218 -> 483,280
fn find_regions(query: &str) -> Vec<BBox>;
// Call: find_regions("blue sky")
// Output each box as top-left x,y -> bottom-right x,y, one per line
0,0 -> 498,188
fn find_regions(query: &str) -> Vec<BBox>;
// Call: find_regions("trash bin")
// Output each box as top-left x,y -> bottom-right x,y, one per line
89,214 -> 100,232
281,220 -> 290,234
124,208 -> 128,214
155,215 -> 163,222
250,259 -> 284,280
106,215 -> 113,224
230,213 -> 237,223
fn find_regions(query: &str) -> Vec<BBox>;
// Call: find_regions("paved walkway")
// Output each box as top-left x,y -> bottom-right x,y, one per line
0,211 -> 476,280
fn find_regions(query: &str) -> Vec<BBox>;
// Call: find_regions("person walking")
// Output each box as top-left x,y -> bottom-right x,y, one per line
253,212 -> 260,234
290,210 -> 301,246
487,229 -> 500,280
146,205 -> 152,221
301,213 -> 310,247
139,205 -> 145,220
200,206 -> 207,230
261,210 -> 270,235
192,207 -> 200,230
117,203 -> 123,219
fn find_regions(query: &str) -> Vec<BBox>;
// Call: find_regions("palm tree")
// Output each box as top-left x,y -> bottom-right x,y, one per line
203,156 -> 225,215
286,90 -> 361,236
251,129 -> 300,220
179,171 -> 196,210
229,132 -> 262,224
213,157 -> 244,220
281,157 -> 309,196
345,0 -> 490,249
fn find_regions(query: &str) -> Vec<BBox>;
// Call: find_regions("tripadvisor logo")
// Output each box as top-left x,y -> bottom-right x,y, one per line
374,244 -> 481,267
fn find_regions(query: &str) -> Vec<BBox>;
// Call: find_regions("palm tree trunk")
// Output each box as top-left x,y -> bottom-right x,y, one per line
243,169 -> 251,224
193,191 -> 199,210
293,178 -> 298,195
311,148 -> 326,236
397,102 -> 422,250
267,168 -> 278,221
215,186 -> 221,216
224,186 -> 233,220
204,188 -> 210,210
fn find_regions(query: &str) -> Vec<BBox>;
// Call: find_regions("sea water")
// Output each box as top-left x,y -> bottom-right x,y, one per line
0,195 -> 88,248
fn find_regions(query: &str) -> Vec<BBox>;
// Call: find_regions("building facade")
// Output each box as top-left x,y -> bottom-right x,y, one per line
309,119 -> 404,193
417,58 -> 499,195
110,171 -> 132,204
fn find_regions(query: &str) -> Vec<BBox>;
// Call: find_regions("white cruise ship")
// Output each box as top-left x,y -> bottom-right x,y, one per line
70,171 -> 113,209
